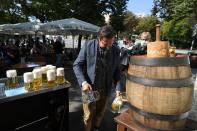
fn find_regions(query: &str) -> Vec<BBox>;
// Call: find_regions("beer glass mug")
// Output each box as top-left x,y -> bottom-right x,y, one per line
56,68 -> 65,85
32,69 -> 42,90
111,96 -> 123,112
41,66 -> 48,84
47,70 -> 56,87
48,65 -> 56,71
82,90 -> 100,104
6,70 -> 18,88
23,72 -> 34,91
169,46 -> 176,57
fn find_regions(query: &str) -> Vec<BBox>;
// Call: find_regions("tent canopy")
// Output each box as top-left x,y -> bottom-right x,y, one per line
0,18 -> 100,36
0,22 -> 42,35
39,18 -> 100,35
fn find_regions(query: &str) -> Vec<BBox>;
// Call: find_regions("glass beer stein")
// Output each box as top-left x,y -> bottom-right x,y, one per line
24,72 -> 34,91
6,70 -> 18,88
33,69 -> 42,90
47,70 -> 56,87
82,90 -> 100,104
41,66 -> 48,85
169,46 -> 176,57
56,68 -> 65,85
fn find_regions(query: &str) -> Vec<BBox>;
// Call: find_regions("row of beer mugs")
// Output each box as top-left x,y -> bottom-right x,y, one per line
6,65 -> 65,91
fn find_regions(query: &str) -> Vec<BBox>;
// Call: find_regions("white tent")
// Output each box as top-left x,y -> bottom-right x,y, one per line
39,18 -> 100,48
39,18 -> 100,35
0,22 -> 43,35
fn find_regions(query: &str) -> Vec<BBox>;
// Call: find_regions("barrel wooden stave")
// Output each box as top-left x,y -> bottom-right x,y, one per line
126,81 -> 193,115
126,55 -> 194,130
132,111 -> 186,130
128,64 -> 192,80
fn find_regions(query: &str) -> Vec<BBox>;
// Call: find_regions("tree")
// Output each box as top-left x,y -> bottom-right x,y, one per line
161,18 -> 192,48
119,11 -> 138,37
109,0 -> 129,36
152,0 -> 197,48
136,16 -> 158,41
0,0 -> 25,24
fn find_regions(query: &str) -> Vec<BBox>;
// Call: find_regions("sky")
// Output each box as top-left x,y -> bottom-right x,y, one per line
127,0 -> 154,16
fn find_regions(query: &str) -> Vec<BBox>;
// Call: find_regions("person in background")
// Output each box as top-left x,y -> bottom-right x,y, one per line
53,36 -> 63,67
73,26 -> 122,131
138,32 -> 151,45
128,32 -> 151,55
30,44 -> 40,55
4,43 -> 18,66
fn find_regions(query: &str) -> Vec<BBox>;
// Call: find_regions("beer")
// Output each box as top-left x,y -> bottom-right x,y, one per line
6,70 -> 18,88
47,70 -> 56,87
23,72 -> 34,91
169,46 -> 176,57
41,67 -> 48,84
56,68 -> 65,85
33,69 -> 42,90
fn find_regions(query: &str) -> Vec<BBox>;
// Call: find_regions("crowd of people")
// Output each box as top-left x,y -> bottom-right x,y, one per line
0,36 -> 77,67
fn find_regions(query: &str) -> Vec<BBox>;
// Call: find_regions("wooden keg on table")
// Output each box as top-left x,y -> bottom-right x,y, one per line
126,25 -> 194,130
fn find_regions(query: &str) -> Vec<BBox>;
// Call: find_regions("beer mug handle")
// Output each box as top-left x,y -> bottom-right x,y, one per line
93,91 -> 100,101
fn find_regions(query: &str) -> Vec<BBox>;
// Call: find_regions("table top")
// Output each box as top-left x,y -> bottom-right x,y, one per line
12,62 -> 46,69
0,76 -> 71,104
114,109 -> 197,131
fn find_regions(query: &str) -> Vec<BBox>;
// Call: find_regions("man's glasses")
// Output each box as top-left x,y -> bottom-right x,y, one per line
141,39 -> 148,41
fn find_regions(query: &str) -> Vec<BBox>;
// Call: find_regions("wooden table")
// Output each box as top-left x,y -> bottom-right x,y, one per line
11,62 -> 46,76
12,62 -> 46,69
114,109 -> 197,131
0,77 -> 71,131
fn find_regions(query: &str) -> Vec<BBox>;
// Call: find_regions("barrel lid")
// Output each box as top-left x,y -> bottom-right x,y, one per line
130,55 -> 190,66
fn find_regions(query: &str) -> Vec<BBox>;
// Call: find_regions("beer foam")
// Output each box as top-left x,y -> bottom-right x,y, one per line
33,69 -> 42,79
23,72 -> 34,83
47,70 -> 56,81
41,66 -> 48,74
6,70 -> 17,78
46,65 -> 53,68
57,68 -> 64,76
48,66 -> 56,71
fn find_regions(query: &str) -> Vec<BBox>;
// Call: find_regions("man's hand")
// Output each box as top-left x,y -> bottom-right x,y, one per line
116,90 -> 121,97
82,82 -> 92,92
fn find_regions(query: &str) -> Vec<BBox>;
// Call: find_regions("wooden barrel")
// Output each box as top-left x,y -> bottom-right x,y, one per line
126,55 -> 194,131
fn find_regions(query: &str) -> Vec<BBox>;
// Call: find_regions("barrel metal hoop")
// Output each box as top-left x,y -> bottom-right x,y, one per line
129,103 -> 189,121
127,74 -> 194,87
130,56 -> 190,66
134,119 -> 183,131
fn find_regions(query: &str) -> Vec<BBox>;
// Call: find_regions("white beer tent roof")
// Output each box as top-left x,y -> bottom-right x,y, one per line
0,18 -> 100,35
39,18 -> 100,35
0,22 -> 42,35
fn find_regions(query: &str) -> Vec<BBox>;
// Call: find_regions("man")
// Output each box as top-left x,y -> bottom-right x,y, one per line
129,32 -> 151,55
73,26 -> 122,131
53,36 -> 64,67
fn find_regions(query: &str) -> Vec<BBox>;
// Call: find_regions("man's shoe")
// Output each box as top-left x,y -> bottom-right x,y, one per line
93,127 -> 100,131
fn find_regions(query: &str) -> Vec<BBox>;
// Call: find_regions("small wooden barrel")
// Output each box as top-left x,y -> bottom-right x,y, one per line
126,55 -> 194,131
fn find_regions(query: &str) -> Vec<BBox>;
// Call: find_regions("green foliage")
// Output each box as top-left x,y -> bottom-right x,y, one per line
152,0 -> 197,48
109,0 -> 129,34
122,11 -> 138,35
0,0 -> 25,24
0,0 -> 119,26
136,16 -> 158,41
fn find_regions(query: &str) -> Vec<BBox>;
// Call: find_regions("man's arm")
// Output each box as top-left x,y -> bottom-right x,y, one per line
113,47 -> 123,96
73,43 -> 87,87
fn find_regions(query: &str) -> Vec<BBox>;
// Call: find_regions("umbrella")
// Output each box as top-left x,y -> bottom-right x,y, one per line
0,22 -> 43,35
39,18 -> 100,35
39,18 -> 100,48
